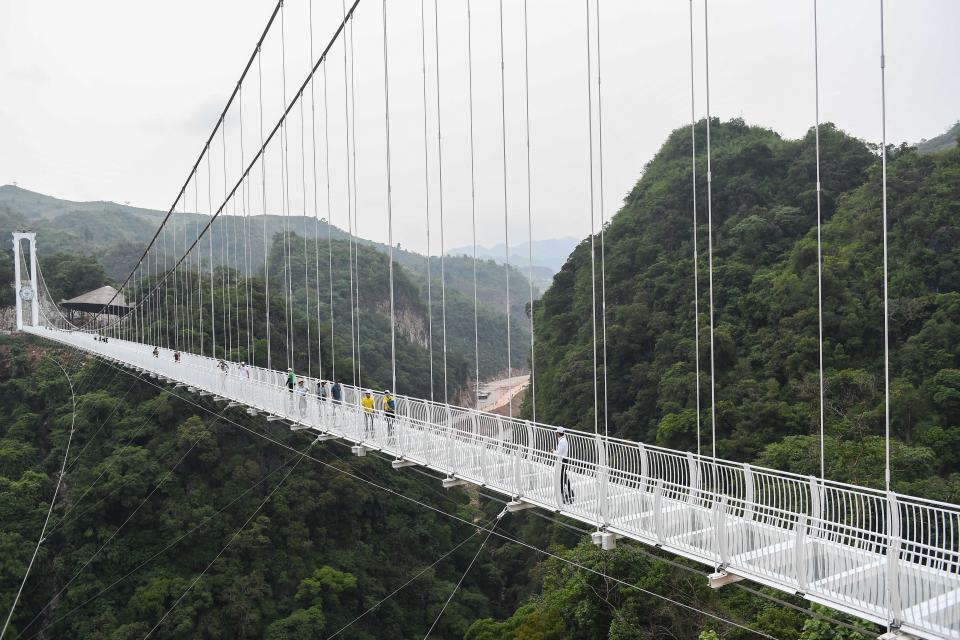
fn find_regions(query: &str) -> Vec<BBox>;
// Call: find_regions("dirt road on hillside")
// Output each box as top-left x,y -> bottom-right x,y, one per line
478,374 -> 530,415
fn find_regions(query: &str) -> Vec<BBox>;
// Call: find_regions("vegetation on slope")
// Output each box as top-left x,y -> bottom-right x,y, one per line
526,118 -> 960,499
0,341 -> 503,639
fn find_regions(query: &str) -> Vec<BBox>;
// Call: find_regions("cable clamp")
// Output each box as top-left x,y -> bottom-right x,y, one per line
496,507 -> 509,520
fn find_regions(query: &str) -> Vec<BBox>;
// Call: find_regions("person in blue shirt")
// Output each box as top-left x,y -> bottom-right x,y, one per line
383,389 -> 396,439
331,379 -> 343,417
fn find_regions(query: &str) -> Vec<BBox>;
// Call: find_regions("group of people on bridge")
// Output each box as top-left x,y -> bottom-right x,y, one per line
142,341 -> 573,503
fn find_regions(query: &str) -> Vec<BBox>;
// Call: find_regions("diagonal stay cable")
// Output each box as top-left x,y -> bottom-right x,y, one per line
63,364 -> 135,474
422,508 -> 507,639
142,439 -> 318,638
1,358 -> 77,640
89,357 -> 781,640
46,392 -> 167,536
14,413 -> 220,640
23,450 -> 301,640
326,515 -> 501,640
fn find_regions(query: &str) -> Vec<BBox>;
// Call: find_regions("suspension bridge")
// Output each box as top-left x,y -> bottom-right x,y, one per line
5,1 -> 959,639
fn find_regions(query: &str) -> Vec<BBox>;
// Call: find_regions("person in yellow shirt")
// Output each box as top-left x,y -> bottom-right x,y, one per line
361,390 -> 375,438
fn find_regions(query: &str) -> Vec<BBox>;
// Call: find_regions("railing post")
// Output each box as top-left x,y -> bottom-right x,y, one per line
886,491 -> 902,627
713,495 -> 730,566
743,464 -> 755,523
596,435 -> 609,525
687,451 -> 701,507
475,412 -> 486,484
444,405 -> 454,476
653,478 -> 664,544
638,442 -> 649,496
794,514 -> 808,593
511,420 -> 526,498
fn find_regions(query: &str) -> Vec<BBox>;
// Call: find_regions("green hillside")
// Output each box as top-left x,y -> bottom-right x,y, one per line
526,118 -> 960,500
0,186 -> 532,385
6,118 -> 953,639
916,120 -> 960,155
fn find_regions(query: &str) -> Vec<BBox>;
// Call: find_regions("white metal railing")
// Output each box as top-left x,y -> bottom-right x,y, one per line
25,326 -> 960,640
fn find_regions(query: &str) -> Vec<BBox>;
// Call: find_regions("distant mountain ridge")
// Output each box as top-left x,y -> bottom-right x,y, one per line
448,236 -> 578,272
916,120 -> 960,155
0,184 -> 532,382
448,236 -> 578,293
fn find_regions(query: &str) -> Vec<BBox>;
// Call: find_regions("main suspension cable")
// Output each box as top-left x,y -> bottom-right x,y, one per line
114,3 -> 363,363
88,1 -> 284,328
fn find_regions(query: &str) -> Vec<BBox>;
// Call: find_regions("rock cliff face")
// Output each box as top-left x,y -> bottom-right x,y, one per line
375,300 -> 428,348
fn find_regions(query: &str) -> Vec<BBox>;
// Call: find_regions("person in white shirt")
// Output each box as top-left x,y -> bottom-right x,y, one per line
294,378 -> 308,419
238,362 -> 250,381
552,427 -> 574,504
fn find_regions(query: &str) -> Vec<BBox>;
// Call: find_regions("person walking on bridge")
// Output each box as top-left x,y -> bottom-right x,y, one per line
383,389 -> 396,441
317,380 -> 329,420
295,379 -> 308,419
286,368 -> 295,392
331,379 -> 343,419
552,427 -> 574,505
361,390 -> 375,439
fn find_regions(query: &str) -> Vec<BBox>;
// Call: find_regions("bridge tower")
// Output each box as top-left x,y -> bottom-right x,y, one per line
11,232 -> 39,330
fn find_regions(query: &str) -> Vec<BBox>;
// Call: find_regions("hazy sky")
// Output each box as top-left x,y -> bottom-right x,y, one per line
1,0 -> 957,256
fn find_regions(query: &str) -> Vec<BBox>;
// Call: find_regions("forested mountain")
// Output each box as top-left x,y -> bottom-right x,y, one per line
3,118 -> 957,640
916,120 -> 959,155
0,340 -> 877,640
0,184 -> 535,316
526,118 -> 960,500
0,345 -> 508,638
0,185 -> 532,386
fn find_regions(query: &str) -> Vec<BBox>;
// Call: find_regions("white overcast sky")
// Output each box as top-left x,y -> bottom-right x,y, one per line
1,0 -> 957,256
